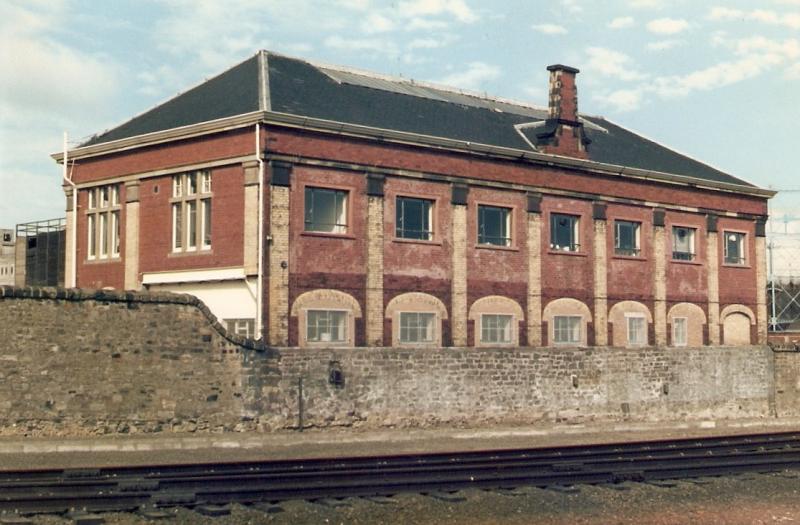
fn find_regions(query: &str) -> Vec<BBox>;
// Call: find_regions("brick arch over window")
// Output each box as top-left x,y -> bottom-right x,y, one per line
608,301 -> 652,347
468,296 -> 524,347
385,292 -> 448,347
291,289 -> 362,347
542,298 -> 592,347
721,304 -> 756,346
668,302 -> 706,347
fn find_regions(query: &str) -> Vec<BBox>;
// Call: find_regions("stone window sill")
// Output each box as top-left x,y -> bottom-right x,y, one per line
475,244 -> 519,252
612,254 -> 648,262
300,232 -> 356,241
547,250 -> 588,257
393,238 -> 442,247
168,249 -> 214,258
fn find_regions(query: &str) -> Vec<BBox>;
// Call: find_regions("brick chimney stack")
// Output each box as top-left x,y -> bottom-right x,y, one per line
536,64 -> 589,158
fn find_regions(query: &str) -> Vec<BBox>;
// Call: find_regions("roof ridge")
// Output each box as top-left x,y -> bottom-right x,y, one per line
263,49 -> 550,113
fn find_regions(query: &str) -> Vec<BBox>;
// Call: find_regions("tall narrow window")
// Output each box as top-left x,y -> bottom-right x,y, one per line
396,197 -> 433,240
553,315 -> 581,344
478,205 -> 511,246
724,232 -> 746,265
626,314 -> 647,346
672,226 -> 696,261
304,187 -> 348,233
672,317 -> 688,347
172,171 -> 212,252
86,184 -> 121,261
550,213 -> 580,252
615,220 -> 641,256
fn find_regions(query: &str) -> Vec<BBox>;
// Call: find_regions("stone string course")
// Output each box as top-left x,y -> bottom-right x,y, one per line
1,285 -> 799,437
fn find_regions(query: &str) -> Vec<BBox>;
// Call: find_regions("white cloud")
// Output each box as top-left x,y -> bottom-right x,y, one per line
532,23 -> 568,35
786,62 -> 800,78
396,0 -> 478,23
337,0 -> 371,9
609,16 -> 635,29
361,12 -> 395,33
646,17 -> 689,34
408,37 -> 446,49
437,62 -> 500,90
324,35 -> 399,56
595,88 -> 645,112
629,0 -> 664,8
584,47 -> 647,81
560,0 -> 582,13
709,7 -> 800,30
647,39 -> 682,51
405,17 -> 450,30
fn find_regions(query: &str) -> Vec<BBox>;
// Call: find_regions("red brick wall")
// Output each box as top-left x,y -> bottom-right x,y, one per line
265,127 -> 768,216
138,164 -> 244,274
76,186 -> 125,289
71,129 -> 255,184
718,216 -> 758,309
665,210 -> 708,305
541,196 -> 594,304
606,203 -> 654,302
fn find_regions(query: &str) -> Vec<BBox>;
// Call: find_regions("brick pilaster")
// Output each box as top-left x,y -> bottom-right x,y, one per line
755,222 -> 768,344
123,181 -> 140,290
366,193 -> 385,346
653,210 -> 667,346
268,162 -> 291,346
593,203 -> 608,346
243,160 -> 260,276
707,228 -> 720,345
63,187 -> 75,288
451,194 -> 468,346
527,194 -> 543,346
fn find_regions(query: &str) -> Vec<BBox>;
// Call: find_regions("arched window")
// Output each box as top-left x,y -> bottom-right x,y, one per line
291,289 -> 362,347
721,304 -> 756,346
385,292 -> 448,347
543,298 -> 592,347
468,296 -> 524,346
608,301 -> 652,347
668,303 -> 706,347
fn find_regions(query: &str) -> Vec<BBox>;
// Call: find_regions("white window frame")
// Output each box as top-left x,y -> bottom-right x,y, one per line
86,184 -> 121,261
398,311 -> 437,344
304,186 -> 348,234
480,313 -> 514,344
723,231 -> 746,265
550,213 -> 580,252
171,171 -> 212,253
672,226 -> 696,261
672,317 -> 688,347
625,312 -> 647,346
306,309 -> 348,344
553,315 -> 582,345
478,205 -> 512,247
396,196 -> 434,241
614,220 -> 641,257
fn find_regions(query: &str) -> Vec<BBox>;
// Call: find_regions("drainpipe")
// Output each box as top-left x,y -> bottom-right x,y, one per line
62,132 -> 77,288
255,124 -> 265,340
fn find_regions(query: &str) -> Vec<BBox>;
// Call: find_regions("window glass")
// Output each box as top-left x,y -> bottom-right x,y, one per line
307,310 -> 347,343
481,314 -> 513,343
100,187 -> 109,208
187,172 -> 197,195
87,215 -> 96,258
396,197 -> 433,240
88,190 -> 96,209
201,171 -> 212,194
173,176 -> 183,197
111,211 -> 120,256
478,206 -> 511,246
399,312 -> 435,343
550,214 -> 580,252
673,317 -> 687,346
202,199 -> 212,248
627,316 -> 647,345
553,315 -> 581,344
305,187 -> 348,233
672,226 -> 696,261
615,220 -> 641,256
186,200 -> 197,249
172,203 -> 182,250
724,232 -> 746,265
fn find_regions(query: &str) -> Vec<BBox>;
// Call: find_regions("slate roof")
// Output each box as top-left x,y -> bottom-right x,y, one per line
83,51 -> 753,188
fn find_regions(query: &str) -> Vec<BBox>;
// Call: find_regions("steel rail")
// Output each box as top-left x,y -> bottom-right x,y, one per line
2,430 -> 800,515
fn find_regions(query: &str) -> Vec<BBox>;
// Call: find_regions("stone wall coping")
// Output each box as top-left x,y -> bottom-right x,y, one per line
0,285 -> 268,352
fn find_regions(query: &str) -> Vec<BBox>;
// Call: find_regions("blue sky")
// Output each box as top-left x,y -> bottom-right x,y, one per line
1,0 -> 799,228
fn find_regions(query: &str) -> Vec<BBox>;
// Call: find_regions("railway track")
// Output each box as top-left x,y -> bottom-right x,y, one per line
3,430 -> 800,515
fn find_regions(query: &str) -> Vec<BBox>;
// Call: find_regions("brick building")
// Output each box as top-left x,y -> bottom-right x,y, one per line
53,51 -> 774,347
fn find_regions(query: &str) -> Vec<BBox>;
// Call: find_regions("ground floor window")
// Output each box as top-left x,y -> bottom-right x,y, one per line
553,315 -> 581,344
672,317 -> 688,347
481,314 -> 513,344
626,314 -> 647,346
399,312 -> 435,344
225,318 -> 255,338
306,310 -> 347,343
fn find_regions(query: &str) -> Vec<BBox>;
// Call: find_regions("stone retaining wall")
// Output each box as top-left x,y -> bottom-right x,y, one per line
0,286 -> 793,436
